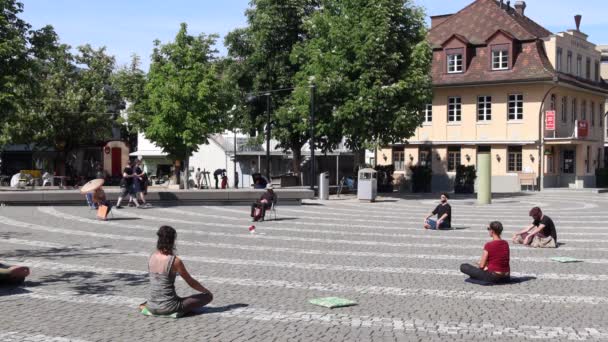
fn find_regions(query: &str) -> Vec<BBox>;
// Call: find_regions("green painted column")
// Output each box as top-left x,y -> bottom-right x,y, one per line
477,152 -> 492,205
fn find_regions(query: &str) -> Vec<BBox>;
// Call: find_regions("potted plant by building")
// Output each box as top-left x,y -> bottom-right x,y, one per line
409,165 -> 432,193
454,165 -> 477,194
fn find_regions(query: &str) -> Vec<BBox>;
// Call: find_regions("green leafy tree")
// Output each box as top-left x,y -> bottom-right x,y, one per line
1,0 -> 122,174
0,0 -> 32,146
144,23 -> 229,188
225,0 -> 319,180
113,54 -> 148,147
17,40 -> 122,174
292,0 -> 433,156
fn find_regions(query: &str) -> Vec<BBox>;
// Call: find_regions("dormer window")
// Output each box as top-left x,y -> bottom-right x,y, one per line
447,53 -> 463,73
492,49 -> 509,70
485,30 -> 515,71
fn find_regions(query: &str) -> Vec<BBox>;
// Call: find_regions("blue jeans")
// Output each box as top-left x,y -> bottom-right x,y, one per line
426,219 -> 447,230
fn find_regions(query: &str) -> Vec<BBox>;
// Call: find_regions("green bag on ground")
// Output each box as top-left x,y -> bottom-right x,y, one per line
550,257 -> 582,263
309,297 -> 358,309
140,306 -> 183,318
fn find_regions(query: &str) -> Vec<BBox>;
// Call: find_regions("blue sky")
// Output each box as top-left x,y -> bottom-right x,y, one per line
20,0 -> 608,71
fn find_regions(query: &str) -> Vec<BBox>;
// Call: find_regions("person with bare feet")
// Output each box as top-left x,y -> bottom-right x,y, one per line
424,193 -> 452,230
0,262 -> 30,285
140,226 -> 213,316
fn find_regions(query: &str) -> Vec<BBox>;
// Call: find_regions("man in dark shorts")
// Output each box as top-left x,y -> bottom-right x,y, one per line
513,207 -> 557,248
424,193 -> 452,229
116,165 -> 140,209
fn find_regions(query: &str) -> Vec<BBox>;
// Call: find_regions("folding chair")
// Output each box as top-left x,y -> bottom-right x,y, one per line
265,201 -> 278,221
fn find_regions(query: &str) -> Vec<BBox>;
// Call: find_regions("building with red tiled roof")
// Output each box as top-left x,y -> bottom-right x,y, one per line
379,0 -> 608,192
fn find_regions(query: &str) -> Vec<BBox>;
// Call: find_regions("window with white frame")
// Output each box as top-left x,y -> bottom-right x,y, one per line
447,53 -> 463,73
393,150 -> 405,171
591,101 -> 595,127
507,146 -> 523,172
492,49 -> 509,70
448,97 -> 462,122
423,104 -> 432,123
595,61 -> 600,82
508,94 -> 523,120
567,51 -> 572,73
586,58 -> 591,79
561,96 -> 567,122
577,55 -> 582,77
447,147 -> 461,172
556,48 -> 563,72
477,96 -> 492,121
581,100 -> 587,121
572,98 -> 577,122
600,103 -> 604,128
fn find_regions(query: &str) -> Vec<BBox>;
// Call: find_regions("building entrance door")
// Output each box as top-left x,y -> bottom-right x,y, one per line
111,148 -> 122,177
560,149 -> 576,187
562,149 -> 575,174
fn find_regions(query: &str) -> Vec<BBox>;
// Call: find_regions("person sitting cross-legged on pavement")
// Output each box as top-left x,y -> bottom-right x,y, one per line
460,221 -> 510,284
513,207 -> 557,248
423,193 -> 452,230
250,184 -> 277,222
140,226 -> 213,316
0,261 -> 30,286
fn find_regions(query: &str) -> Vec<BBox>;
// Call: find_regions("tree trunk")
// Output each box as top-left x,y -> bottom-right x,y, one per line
173,159 -> 181,187
183,157 -> 190,189
292,147 -> 302,185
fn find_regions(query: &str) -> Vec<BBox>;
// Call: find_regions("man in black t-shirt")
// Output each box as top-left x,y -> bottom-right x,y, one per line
115,165 -> 140,209
513,207 -> 557,248
424,193 -> 452,230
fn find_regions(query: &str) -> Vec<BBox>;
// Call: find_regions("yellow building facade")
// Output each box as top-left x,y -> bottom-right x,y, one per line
379,0 -> 608,192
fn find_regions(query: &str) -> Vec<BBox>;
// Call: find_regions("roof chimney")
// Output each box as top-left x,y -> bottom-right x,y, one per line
575,14 -> 582,31
514,1 -> 526,16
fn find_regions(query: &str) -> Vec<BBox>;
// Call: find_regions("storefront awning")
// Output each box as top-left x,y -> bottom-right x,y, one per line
544,138 -> 598,145
129,150 -> 168,157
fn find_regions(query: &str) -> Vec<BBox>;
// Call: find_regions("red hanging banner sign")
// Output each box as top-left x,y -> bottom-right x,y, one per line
545,110 -> 556,131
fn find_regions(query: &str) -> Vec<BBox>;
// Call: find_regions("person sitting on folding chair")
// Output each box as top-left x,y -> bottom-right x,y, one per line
250,184 -> 277,222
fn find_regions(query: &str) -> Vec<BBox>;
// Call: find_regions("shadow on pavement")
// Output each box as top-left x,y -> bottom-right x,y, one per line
0,246 -> 124,261
187,303 -> 249,317
27,270 -> 148,295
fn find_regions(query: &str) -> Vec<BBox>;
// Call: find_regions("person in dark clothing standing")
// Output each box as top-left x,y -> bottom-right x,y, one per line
250,184 -> 277,222
213,169 -> 226,189
460,221 -> 510,284
116,165 -> 140,209
513,207 -> 557,248
424,193 -> 452,229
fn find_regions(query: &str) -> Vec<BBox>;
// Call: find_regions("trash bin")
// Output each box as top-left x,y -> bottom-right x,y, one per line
357,168 -> 377,202
319,172 -> 330,200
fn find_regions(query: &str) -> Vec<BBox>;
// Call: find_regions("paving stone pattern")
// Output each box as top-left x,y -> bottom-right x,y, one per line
1,192 -> 608,341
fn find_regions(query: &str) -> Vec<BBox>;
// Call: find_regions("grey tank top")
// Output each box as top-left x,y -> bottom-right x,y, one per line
146,254 -> 182,314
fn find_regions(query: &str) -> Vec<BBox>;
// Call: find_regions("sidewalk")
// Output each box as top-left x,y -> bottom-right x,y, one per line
0,187 -> 313,206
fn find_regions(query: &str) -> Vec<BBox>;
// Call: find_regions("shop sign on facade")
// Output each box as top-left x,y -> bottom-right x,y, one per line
575,120 -> 589,138
545,110 -> 555,130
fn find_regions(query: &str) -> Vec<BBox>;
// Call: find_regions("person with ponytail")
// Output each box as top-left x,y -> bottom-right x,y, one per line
141,226 -> 213,316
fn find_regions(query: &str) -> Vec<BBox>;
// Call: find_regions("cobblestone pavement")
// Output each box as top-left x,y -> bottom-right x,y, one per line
2,191 -> 608,341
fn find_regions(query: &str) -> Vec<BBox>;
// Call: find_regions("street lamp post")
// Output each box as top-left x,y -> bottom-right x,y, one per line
537,78 -> 559,192
265,93 -> 271,183
309,85 -> 316,191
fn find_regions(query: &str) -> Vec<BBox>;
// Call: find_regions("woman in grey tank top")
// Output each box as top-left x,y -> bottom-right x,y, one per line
141,226 -> 213,316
